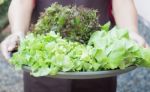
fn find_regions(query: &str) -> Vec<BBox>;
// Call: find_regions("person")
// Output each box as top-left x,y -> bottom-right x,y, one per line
0,0 -> 149,92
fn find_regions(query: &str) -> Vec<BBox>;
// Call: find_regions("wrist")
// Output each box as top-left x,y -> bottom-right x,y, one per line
11,25 -> 28,36
12,31 -> 25,39
126,26 -> 138,33
11,28 -> 27,37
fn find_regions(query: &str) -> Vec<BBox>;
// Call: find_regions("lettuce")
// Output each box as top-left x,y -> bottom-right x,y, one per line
10,28 -> 150,77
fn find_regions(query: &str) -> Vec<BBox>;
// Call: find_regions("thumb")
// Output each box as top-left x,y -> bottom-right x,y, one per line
145,43 -> 149,48
15,32 -> 25,41
7,43 -> 18,52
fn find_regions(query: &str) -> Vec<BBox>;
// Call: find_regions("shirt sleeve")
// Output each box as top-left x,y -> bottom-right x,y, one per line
108,0 -> 115,25
32,0 -> 36,8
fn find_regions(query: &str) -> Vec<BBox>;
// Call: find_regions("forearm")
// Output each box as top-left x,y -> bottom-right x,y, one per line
8,0 -> 34,36
112,0 -> 138,32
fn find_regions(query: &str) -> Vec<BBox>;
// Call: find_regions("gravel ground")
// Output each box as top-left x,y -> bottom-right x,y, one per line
0,53 -> 23,92
0,16 -> 150,92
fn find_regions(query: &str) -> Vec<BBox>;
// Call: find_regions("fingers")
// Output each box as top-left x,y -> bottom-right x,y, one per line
8,36 -> 19,51
138,37 -> 149,48
145,43 -> 149,48
129,32 -> 149,48
137,39 -> 148,48
0,34 -> 20,60
8,42 -> 18,52
1,42 -> 11,60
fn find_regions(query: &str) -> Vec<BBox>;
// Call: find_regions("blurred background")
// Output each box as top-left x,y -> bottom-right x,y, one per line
0,0 -> 150,92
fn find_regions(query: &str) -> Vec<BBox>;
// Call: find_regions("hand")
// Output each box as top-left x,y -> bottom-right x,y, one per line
128,31 -> 149,48
0,32 -> 24,60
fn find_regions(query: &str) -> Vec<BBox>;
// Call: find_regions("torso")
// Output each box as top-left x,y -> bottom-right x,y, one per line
32,0 -> 111,25
27,1 -> 117,92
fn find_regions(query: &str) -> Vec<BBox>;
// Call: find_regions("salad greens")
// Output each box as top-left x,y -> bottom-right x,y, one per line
10,3 -> 150,77
33,3 -> 100,44
11,32 -> 96,76
11,28 -> 150,77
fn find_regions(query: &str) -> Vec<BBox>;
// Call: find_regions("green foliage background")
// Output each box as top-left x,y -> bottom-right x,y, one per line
0,0 -> 10,32
0,0 -> 4,5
